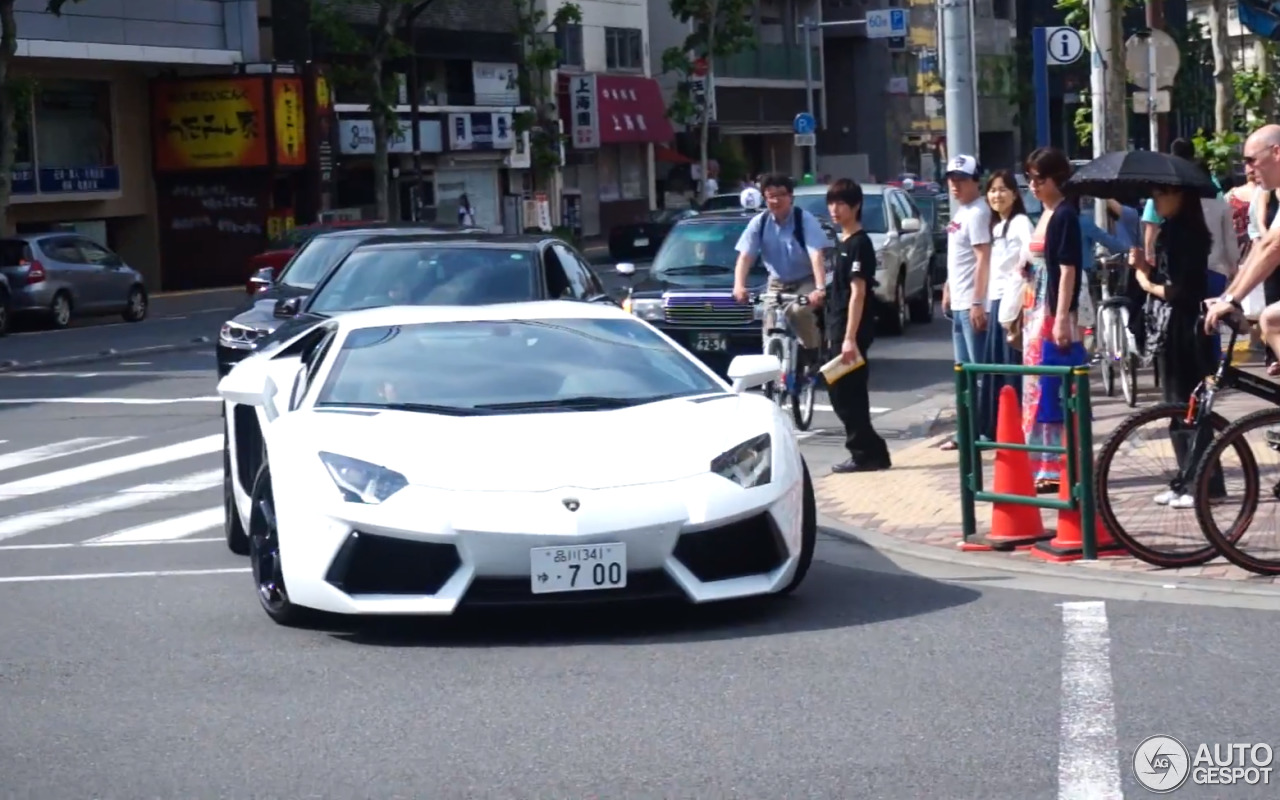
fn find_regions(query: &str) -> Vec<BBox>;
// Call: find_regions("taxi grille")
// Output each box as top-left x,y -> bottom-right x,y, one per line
662,295 -> 754,326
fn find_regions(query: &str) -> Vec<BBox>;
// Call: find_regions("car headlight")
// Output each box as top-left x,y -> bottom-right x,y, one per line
710,433 -> 771,488
319,451 -> 408,504
220,321 -> 271,350
627,297 -> 663,321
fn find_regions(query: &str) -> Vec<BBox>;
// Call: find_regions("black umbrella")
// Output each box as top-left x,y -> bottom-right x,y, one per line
1064,150 -> 1219,203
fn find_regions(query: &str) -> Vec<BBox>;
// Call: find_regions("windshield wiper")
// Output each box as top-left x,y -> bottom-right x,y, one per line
319,401 -> 490,416
662,264 -> 733,274
474,393 -> 692,412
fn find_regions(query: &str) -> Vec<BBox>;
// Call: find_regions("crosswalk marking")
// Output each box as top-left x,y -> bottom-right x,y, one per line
0,434 -> 222,501
0,537 -> 222,552
88,507 -> 223,544
0,397 -> 221,405
0,469 -> 222,543
0,437 -> 138,474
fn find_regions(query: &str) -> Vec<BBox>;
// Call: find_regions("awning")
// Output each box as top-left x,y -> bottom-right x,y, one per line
655,145 -> 692,164
559,73 -> 675,146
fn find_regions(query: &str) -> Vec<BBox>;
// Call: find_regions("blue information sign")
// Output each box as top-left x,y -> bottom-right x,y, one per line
37,166 -> 121,194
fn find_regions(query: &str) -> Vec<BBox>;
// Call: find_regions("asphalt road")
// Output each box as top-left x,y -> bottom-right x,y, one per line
2,350 -> 1279,798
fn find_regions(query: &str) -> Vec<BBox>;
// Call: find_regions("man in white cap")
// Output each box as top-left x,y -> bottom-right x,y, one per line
939,154 -> 991,450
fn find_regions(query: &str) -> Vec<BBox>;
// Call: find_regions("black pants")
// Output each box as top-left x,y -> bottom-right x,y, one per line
1264,270 -> 1280,366
1160,332 -> 1225,496
826,338 -> 890,465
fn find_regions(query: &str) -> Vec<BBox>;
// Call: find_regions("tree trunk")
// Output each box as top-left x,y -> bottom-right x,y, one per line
1208,0 -> 1233,132
0,0 -> 18,235
370,57 -> 391,221
699,7 -> 716,204
1103,2 -> 1127,155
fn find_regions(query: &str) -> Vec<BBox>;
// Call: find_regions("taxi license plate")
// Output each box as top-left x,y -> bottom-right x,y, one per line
633,237 -> 650,247
530,543 -> 627,594
693,332 -> 728,352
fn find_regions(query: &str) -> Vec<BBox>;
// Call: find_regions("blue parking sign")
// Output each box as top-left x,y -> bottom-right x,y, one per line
793,113 -> 816,135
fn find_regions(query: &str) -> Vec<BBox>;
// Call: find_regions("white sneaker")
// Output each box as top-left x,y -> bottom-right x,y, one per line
1154,489 -> 1177,505
1169,494 -> 1195,509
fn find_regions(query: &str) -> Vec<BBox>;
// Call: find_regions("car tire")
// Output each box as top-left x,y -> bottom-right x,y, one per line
48,291 -> 72,329
908,269 -> 934,323
779,459 -> 817,595
248,462 -> 312,627
881,273 -> 907,336
0,289 -> 9,337
123,285 -> 148,322
223,424 -> 250,556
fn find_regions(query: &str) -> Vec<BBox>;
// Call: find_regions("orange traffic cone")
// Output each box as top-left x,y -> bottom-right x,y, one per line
959,385 -> 1052,552
1029,455 -> 1126,563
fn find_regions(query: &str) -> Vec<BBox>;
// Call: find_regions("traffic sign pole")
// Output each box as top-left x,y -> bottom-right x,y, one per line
1033,27 -> 1050,148
802,17 -> 816,175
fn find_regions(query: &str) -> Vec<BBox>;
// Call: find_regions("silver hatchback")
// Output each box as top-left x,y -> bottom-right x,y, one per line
0,234 -> 148,329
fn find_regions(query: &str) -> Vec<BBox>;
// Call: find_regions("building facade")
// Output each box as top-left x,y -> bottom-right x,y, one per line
7,0 -> 259,288
649,0 -> 825,185
551,0 -> 671,238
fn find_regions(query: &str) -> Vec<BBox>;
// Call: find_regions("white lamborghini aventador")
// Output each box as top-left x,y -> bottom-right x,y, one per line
217,301 -> 817,626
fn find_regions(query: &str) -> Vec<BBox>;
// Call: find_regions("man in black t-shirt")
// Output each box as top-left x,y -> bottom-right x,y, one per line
824,179 -> 891,473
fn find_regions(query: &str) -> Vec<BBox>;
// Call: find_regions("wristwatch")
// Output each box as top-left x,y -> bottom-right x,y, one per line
1222,293 -> 1242,310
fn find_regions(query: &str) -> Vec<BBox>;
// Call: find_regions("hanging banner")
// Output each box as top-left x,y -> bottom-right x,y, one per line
273,77 -> 307,167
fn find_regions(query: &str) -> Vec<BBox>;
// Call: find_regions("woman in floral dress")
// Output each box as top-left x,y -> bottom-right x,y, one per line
1021,147 -> 1085,494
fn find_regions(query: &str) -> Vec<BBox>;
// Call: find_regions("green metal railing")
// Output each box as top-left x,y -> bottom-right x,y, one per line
713,45 -> 822,81
954,363 -> 1100,559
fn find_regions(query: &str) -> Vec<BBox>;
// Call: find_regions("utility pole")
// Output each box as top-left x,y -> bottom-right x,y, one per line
940,0 -> 978,214
1146,0 -> 1166,151
802,18 -> 817,175
1089,0 -> 1125,227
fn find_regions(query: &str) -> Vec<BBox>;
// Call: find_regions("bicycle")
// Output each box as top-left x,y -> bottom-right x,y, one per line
1094,252 -> 1140,407
1190,309 -> 1280,575
1093,310 -> 1255,569
751,290 -> 817,431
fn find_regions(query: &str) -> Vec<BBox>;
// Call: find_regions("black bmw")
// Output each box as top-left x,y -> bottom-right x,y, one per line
614,209 -> 836,371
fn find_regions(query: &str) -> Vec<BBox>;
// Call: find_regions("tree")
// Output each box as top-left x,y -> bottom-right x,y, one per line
511,0 -> 581,194
312,0 -> 438,221
0,1 -> 81,233
1056,0 -> 1138,152
1207,0 -> 1233,136
661,0 -> 753,202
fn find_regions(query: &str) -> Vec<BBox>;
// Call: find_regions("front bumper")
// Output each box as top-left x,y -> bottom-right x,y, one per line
277,473 -> 805,616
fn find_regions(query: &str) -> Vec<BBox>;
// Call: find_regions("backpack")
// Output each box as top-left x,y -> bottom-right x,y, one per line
756,206 -> 807,251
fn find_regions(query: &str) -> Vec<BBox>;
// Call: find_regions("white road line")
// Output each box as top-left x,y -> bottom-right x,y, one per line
0,434 -> 222,501
0,567 -> 249,585
87,506 -> 223,544
0,469 -> 222,543
812,404 -> 891,413
1058,601 -> 1123,800
0,397 -> 220,404
0,537 -> 221,552
0,437 -> 138,474
0,371 -> 209,378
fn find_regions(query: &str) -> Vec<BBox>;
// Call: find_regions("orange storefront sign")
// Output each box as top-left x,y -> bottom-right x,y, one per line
273,77 -> 306,167
152,77 -> 269,170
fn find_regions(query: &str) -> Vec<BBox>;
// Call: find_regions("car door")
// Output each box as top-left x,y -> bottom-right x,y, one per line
890,192 -> 927,296
75,237 -> 132,308
38,235 -> 101,308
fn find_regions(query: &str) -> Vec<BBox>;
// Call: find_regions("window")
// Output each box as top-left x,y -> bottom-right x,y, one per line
277,235 -> 364,290
605,28 -> 643,71
556,24 -> 584,68
315,318 -> 723,413
33,80 -> 113,168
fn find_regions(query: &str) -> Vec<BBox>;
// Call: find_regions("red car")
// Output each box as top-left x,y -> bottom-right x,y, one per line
244,221 -> 376,294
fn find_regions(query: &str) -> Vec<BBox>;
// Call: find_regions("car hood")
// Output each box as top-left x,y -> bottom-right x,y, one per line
228,284 -> 312,329
626,273 -> 768,297
291,394 -> 780,492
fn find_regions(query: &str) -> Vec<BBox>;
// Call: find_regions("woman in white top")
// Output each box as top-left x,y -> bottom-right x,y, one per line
976,169 -> 1035,441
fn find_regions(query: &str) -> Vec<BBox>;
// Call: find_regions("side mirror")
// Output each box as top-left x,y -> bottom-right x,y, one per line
217,369 -> 282,422
248,266 -> 274,293
727,354 -> 782,394
900,218 -> 922,233
274,296 -> 301,319
615,262 -> 636,276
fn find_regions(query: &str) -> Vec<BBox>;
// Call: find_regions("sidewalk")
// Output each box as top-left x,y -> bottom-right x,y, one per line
816,349 -> 1280,587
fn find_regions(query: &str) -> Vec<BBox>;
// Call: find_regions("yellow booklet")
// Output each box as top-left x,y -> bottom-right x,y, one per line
820,353 -> 866,385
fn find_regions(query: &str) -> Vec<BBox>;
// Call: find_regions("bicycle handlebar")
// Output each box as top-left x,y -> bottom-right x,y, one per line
750,291 -> 811,307
1200,304 -> 1252,337
1098,253 -> 1127,267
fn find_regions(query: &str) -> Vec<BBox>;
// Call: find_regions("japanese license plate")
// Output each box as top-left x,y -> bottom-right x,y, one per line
693,332 -> 728,352
530,543 -> 627,594
633,237 -> 650,247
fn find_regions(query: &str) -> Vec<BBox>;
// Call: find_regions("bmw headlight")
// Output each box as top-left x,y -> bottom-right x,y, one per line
319,452 -> 408,504
710,433 -> 771,488
220,321 -> 270,350
627,297 -> 663,321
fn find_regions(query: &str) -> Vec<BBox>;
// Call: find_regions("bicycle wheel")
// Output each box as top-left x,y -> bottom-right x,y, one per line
1095,402 -> 1242,568
790,349 -> 815,431
1097,313 -> 1115,397
1120,353 -> 1138,408
1194,408 -> 1280,575
764,338 -> 787,408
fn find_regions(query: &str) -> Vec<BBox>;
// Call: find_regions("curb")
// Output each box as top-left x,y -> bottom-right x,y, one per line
818,512 -> 1280,600
0,337 -> 214,374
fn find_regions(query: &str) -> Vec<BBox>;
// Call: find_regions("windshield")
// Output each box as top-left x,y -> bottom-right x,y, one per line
650,221 -> 761,285
315,318 -> 722,412
307,246 -> 536,314
794,192 -> 887,234
276,236 -> 363,290
267,226 -> 324,251
701,194 -> 741,211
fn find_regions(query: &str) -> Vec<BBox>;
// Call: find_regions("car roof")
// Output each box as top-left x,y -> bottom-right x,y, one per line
344,232 -> 553,250
310,224 -> 483,240
331,299 -> 632,331
794,183 -> 893,196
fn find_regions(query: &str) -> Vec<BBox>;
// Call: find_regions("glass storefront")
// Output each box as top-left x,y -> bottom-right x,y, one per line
34,79 -> 115,168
